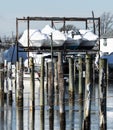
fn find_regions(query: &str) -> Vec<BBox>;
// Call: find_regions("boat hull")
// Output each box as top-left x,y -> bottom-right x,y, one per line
63,38 -> 82,49
78,40 -> 97,50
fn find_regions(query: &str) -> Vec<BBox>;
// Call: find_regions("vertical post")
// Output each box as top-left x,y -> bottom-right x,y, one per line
16,18 -> 19,62
48,61 -> 54,130
4,60 -> 7,100
78,56 -> 83,99
99,59 -> 107,130
16,105 -> 23,130
68,57 -> 74,100
29,57 -> 35,110
54,60 -> 59,107
68,58 -> 75,130
0,63 -> 4,99
45,62 -> 48,105
7,62 -> 13,104
16,61 -> 19,103
27,17 -> 30,68
40,57 -> 45,130
58,52 -> 65,130
74,60 -> 77,86
82,54 -> 92,130
0,63 -> 4,130
29,57 -> 35,130
16,58 -> 24,106
78,56 -> 84,130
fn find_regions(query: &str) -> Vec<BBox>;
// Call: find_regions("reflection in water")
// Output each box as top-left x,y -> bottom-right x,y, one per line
16,104 -> 23,130
0,83 -> 113,129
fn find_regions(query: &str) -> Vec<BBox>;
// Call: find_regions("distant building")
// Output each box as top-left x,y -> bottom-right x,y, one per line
100,31 -> 113,54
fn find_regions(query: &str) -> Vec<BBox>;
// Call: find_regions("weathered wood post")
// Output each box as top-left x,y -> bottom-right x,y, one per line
78,56 -> 83,99
99,58 -> 107,130
16,105 -> 23,130
16,57 -> 24,106
68,57 -> 74,101
7,62 -> 13,104
29,57 -> 35,110
74,60 -> 77,90
48,61 -> 54,130
77,56 -> 84,130
54,60 -> 59,107
82,54 -> 92,130
0,63 -> 4,130
68,58 -> 75,130
45,62 -> 48,105
29,57 -> 35,130
40,56 -> 45,130
0,63 -> 4,100
58,52 -> 65,130
4,60 -> 8,99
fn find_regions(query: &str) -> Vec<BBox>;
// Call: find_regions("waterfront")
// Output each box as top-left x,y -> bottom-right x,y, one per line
0,77 -> 113,130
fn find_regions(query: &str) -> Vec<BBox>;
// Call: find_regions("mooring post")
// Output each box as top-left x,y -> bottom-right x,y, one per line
16,105 -> 23,130
0,62 -> 4,129
68,57 -> 74,101
45,62 -> 48,105
78,56 -> 84,130
7,62 -> 13,104
16,61 -> 19,103
4,60 -> 7,99
82,54 -> 92,130
58,52 -> 65,130
54,60 -> 59,107
16,58 -> 24,106
78,56 -> 83,99
29,57 -> 35,110
48,61 -> 54,130
74,60 -> 77,90
29,57 -> 35,130
68,57 -> 75,130
99,58 -> 107,130
40,56 -> 45,130
0,63 -> 4,100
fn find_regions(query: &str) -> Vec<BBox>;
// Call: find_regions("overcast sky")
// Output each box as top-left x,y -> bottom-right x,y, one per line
0,0 -> 113,37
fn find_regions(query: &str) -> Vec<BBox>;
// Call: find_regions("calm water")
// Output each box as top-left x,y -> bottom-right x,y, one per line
0,78 -> 113,130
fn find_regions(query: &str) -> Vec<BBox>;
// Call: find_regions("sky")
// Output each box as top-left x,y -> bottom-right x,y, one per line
0,0 -> 113,37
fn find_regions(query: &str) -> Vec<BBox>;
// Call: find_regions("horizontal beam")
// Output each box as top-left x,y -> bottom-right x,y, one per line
16,16 -> 100,22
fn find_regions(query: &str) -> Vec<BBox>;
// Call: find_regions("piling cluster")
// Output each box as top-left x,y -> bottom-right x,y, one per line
0,52 -> 108,130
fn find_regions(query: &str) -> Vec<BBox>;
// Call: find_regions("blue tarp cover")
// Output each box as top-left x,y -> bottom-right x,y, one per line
3,45 -> 27,63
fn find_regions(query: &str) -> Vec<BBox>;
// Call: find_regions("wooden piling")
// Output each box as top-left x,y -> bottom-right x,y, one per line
99,59 -> 107,130
78,56 -> 83,99
29,57 -> 35,110
4,60 -> 8,99
82,54 -> 92,130
69,57 -> 74,101
0,63 -> 4,100
58,52 -> 65,130
7,62 -> 13,104
68,57 -> 75,130
48,61 -> 54,130
28,57 -> 35,130
54,60 -> 59,107
16,105 -> 23,130
40,57 -> 45,130
78,56 -> 84,130
16,57 -> 24,106
74,60 -> 77,90
45,62 -> 48,105
0,63 -> 4,130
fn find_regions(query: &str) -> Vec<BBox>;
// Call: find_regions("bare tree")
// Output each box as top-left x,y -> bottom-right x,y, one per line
100,12 -> 113,36
59,24 -> 78,32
